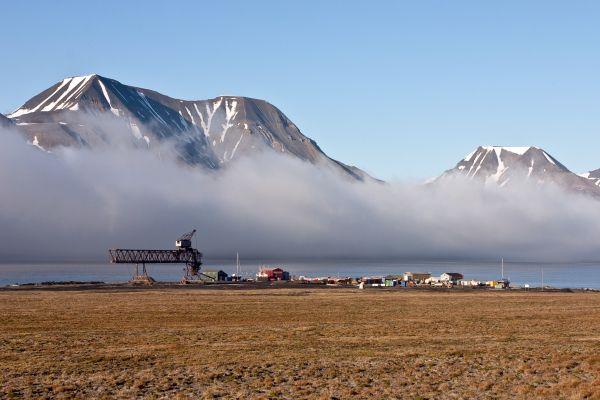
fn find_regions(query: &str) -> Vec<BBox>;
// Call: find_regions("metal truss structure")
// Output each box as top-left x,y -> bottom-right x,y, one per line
109,247 -> 202,283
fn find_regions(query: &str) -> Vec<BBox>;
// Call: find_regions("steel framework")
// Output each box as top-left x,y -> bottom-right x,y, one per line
109,248 -> 202,282
109,249 -> 201,264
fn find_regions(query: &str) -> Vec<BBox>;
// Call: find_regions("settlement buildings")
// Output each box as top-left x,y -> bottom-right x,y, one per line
196,266 -> 508,290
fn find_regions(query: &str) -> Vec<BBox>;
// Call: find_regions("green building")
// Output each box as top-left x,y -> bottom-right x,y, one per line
201,270 -> 228,282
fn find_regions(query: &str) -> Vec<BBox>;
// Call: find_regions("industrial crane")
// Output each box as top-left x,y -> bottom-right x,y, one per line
109,229 -> 203,284
175,229 -> 196,249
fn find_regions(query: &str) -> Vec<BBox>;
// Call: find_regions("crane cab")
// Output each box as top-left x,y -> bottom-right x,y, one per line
175,238 -> 192,249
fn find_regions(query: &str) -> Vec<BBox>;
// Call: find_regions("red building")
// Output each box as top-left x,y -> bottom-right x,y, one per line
256,267 -> 290,281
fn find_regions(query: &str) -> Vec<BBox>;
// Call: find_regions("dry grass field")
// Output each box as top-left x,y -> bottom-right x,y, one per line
1,287 -> 600,399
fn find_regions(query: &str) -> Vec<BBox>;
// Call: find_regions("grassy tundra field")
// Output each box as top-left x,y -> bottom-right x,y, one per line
1,287 -> 600,399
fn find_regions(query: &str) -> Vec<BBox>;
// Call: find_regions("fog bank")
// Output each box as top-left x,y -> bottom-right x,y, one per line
1,125 -> 599,263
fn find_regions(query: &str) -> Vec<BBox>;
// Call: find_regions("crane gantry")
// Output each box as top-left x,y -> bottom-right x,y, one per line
109,229 -> 203,284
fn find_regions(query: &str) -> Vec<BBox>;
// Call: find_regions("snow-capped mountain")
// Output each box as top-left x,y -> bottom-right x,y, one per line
436,146 -> 600,196
8,74 -> 368,180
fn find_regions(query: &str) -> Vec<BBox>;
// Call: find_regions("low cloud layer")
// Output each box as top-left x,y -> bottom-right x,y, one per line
1,125 -> 600,263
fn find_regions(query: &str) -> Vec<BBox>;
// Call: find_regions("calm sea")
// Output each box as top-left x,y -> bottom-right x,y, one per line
1,259 -> 600,289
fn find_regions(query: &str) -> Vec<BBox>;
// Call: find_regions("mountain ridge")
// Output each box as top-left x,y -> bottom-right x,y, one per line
435,145 -> 600,197
8,74 -> 370,180
0,113 -> 11,126
579,168 -> 600,188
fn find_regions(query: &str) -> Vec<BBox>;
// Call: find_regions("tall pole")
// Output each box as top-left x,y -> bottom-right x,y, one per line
501,258 -> 504,279
541,267 -> 544,291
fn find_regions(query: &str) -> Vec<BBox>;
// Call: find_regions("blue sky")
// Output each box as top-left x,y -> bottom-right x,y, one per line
1,1 -> 599,180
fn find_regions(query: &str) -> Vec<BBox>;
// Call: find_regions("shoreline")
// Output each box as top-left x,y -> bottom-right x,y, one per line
2,280 -> 598,293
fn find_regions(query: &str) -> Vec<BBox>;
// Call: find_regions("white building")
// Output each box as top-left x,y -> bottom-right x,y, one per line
440,272 -> 464,282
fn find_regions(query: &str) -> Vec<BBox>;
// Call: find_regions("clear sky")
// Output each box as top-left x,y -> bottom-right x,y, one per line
1,1 -> 599,180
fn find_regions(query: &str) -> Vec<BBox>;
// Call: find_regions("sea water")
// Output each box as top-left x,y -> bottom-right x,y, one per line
1,259 -> 599,289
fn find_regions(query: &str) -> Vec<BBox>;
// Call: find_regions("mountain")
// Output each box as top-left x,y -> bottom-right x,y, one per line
8,74 -> 369,180
579,169 -> 600,187
0,113 -> 12,127
436,146 -> 600,197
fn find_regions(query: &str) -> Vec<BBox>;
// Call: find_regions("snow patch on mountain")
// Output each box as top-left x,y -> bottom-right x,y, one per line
482,146 -> 531,156
28,135 -> 50,152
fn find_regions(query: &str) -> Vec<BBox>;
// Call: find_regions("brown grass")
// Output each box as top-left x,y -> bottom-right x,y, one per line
1,288 -> 599,399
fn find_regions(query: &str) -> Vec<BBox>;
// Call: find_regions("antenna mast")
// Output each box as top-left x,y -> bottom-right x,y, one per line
541,267 -> 544,291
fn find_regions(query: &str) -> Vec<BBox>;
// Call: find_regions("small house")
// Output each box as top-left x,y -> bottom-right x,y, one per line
404,272 -> 431,284
201,269 -> 228,282
440,272 -> 464,283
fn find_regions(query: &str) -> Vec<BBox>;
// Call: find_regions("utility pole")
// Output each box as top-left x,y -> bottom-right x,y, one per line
541,267 -> 544,291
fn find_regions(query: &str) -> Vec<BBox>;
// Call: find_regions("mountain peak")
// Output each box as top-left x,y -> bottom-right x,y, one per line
69,73 -> 99,79
8,74 -> 103,118
482,145 -> 533,154
440,144 -> 568,185
462,145 -> 562,169
464,146 -> 542,161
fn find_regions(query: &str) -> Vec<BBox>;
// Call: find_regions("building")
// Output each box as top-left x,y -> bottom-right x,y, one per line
403,272 -> 431,284
440,272 -> 464,283
256,267 -> 290,281
361,276 -> 383,286
384,275 -> 402,287
201,270 -> 228,282
459,280 -> 483,287
486,278 -> 510,289
272,267 -> 290,281
325,277 -> 353,285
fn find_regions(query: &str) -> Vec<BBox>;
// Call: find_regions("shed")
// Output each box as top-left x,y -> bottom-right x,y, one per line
201,270 -> 228,282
